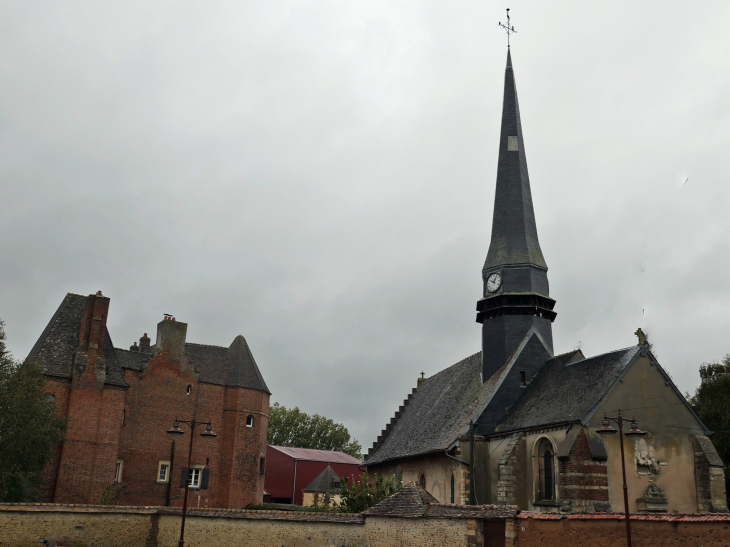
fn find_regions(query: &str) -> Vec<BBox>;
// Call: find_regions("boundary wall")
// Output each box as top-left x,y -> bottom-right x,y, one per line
1,504 -> 729,547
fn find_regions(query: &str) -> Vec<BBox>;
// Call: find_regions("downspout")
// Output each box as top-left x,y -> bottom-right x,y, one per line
166,439 -> 175,506
292,459 -> 298,504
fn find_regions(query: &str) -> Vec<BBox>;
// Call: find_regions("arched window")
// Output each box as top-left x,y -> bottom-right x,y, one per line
450,473 -> 455,503
537,438 -> 556,501
419,473 -> 426,489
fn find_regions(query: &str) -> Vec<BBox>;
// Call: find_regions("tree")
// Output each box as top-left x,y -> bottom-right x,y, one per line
689,355 -> 730,492
267,402 -> 362,458
0,320 -> 66,501
336,472 -> 402,513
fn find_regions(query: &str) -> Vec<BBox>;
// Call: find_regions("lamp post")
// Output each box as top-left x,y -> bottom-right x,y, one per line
596,410 -> 645,547
167,416 -> 216,547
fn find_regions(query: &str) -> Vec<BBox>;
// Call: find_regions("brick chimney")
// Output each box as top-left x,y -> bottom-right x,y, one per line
155,316 -> 187,358
139,333 -> 151,353
74,291 -> 110,384
130,341 -> 140,352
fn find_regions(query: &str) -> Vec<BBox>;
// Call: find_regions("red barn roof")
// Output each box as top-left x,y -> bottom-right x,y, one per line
268,446 -> 362,464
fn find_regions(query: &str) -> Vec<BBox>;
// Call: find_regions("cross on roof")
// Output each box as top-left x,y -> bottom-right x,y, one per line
498,8 -> 517,47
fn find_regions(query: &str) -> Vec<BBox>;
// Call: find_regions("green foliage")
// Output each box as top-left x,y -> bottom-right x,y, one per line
690,355 -> 730,492
98,483 -> 122,505
0,320 -> 66,501
267,402 -> 362,458
336,472 -> 402,513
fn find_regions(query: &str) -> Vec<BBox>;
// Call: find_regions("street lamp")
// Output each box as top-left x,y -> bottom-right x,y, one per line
596,410 -> 645,547
167,417 -> 216,547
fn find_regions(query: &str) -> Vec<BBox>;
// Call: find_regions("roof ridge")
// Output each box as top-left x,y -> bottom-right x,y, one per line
185,342 -> 227,349
568,345 -> 637,365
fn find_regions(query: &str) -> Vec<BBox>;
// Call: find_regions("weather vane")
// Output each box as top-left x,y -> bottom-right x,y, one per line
498,8 -> 516,47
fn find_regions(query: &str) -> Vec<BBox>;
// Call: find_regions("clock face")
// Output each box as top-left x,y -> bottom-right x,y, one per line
486,273 -> 502,293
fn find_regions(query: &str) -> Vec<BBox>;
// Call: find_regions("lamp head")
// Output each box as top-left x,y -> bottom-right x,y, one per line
167,420 -> 185,435
625,417 -> 645,437
596,415 -> 617,435
200,423 -> 217,437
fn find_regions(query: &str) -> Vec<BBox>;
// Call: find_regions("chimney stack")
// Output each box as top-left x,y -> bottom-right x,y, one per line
156,317 -> 187,358
139,333 -> 150,353
130,341 -> 140,352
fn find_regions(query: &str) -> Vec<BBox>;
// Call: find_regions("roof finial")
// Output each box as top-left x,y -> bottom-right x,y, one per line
498,8 -> 516,48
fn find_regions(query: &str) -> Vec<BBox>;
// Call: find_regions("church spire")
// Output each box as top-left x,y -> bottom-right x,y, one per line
477,49 -> 556,384
483,49 -> 546,272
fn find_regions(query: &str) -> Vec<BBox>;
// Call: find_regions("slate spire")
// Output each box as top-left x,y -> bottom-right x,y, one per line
477,50 -> 556,384
484,49 -> 546,271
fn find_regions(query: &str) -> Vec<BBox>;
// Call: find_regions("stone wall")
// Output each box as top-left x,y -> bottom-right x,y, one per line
2,504 -> 729,547
0,504 -> 475,547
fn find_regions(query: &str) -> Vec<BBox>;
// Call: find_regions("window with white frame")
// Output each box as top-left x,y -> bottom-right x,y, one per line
157,461 -> 170,483
188,466 -> 204,488
115,460 -> 124,483
246,415 -> 254,427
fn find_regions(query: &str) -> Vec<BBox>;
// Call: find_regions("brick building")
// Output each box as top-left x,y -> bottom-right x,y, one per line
364,50 -> 728,514
28,291 -> 270,508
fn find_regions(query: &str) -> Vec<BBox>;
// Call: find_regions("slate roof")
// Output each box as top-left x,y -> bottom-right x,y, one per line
483,49 -> 546,271
363,482 -> 518,519
268,446 -> 362,464
27,293 -> 127,387
29,292 -> 269,392
494,346 -> 642,433
27,293 -> 90,379
185,336 -> 270,393
365,352 -> 503,465
362,483 -> 438,517
302,466 -> 342,493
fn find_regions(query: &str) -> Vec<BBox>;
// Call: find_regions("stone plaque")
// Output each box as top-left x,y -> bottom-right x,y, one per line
507,136 -> 518,151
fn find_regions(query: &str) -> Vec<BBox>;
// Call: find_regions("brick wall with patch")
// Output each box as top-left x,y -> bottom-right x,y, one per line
27,291 -> 270,509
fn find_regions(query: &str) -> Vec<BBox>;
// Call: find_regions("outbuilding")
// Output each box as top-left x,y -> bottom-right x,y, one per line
264,446 -> 362,505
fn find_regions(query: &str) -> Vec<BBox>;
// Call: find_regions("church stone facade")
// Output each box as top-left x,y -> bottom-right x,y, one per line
29,291 -> 270,508
364,50 -> 728,514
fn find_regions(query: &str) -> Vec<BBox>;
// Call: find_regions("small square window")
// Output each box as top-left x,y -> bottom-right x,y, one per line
158,461 -> 171,483
246,415 -> 254,428
115,460 -> 124,483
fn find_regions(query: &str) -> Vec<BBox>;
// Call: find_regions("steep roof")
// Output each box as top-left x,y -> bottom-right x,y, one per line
268,446 -> 362,464
494,346 -> 642,433
483,49 -> 546,271
302,465 -> 343,493
27,293 -> 127,387
365,352 -> 503,466
29,292 -> 269,392
363,482 -> 518,519
185,335 -> 270,393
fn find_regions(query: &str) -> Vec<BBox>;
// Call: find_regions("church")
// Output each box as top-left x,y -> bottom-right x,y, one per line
364,50 -> 728,514
28,291 -> 270,508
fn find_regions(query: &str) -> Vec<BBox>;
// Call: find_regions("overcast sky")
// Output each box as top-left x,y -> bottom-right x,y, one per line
2,1 -> 730,452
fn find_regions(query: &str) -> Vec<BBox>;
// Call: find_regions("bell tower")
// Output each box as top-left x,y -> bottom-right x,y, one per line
476,50 -> 556,382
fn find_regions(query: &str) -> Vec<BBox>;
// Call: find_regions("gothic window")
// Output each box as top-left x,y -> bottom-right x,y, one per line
450,473 -> 455,503
419,473 -> 426,489
537,438 -> 556,501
